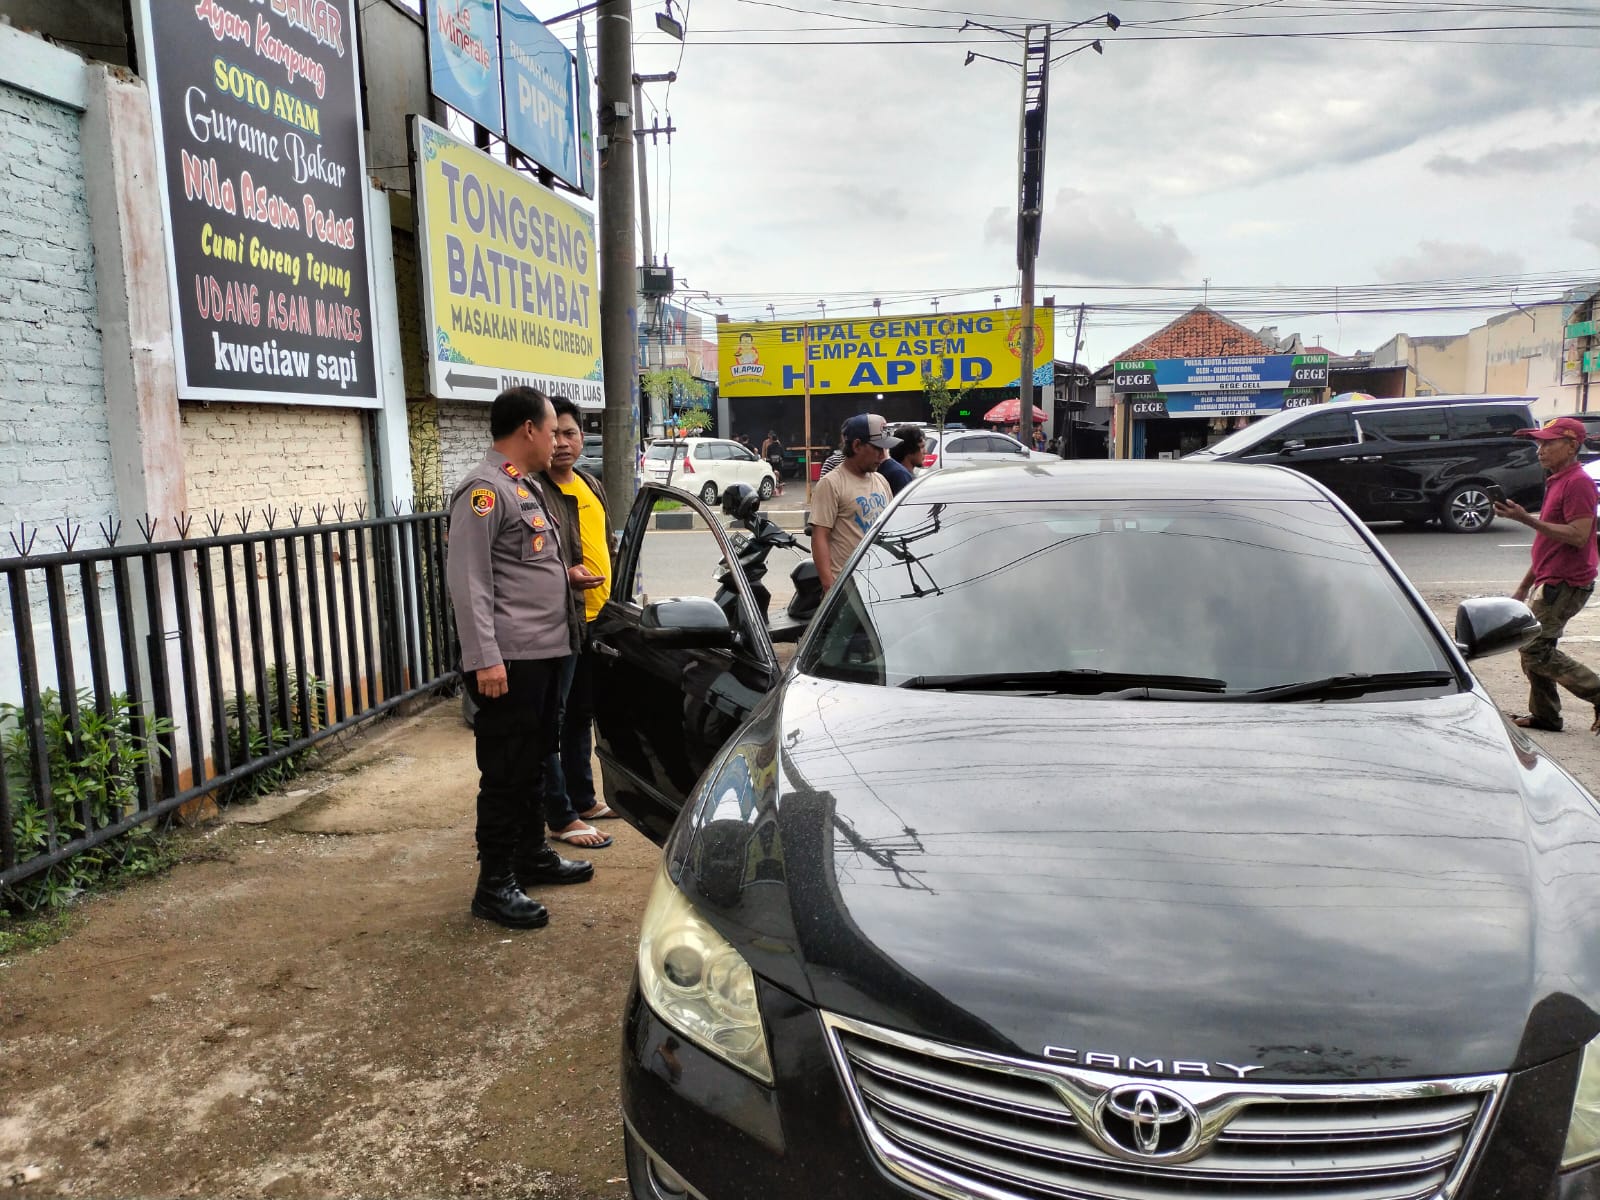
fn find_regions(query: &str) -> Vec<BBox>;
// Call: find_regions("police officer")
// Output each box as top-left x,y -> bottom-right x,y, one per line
447,387 -> 605,928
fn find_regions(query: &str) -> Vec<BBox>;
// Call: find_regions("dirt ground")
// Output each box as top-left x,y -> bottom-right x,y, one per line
6,590 -> 1600,1199
0,700 -> 657,1199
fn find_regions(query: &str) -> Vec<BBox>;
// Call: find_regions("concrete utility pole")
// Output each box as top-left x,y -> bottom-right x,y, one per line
597,0 -> 639,519
632,72 -> 677,435
962,12 -> 1118,452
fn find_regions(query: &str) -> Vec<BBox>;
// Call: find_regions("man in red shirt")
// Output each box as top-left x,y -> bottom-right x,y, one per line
1493,416 -> 1600,732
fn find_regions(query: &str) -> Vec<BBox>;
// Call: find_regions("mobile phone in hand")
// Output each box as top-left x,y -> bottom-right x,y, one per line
1486,484 -> 1507,504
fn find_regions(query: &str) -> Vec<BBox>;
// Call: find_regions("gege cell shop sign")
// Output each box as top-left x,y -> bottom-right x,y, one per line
1113,354 -> 1329,395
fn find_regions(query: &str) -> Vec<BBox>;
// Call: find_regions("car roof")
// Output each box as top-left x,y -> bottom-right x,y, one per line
1334,394 -> 1534,411
907,460 -> 1329,504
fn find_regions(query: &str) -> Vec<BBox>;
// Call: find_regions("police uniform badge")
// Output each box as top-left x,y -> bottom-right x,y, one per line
532,534 -> 546,553
517,487 -> 530,498
469,488 -> 495,517
501,462 -> 521,480
532,515 -> 547,529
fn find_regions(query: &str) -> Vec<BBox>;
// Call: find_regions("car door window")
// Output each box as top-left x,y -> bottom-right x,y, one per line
708,443 -> 734,461
996,436 -> 1027,455
694,442 -> 715,459
947,436 -> 980,456
1247,411 -> 1357,456
1359,408 -> 1449,443
1447,405 -> 1529,439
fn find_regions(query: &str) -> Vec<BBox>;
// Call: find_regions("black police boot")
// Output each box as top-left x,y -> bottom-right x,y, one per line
471,867 -> 550,929
515,843 -> 595,888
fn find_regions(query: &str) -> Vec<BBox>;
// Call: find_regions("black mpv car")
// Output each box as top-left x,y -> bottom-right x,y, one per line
1185,395 -> 1543,532
590,462 -> 1600,1200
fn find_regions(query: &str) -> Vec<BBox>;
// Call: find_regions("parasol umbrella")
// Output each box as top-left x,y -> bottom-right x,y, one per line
983,398 -> 1049,425
1329,392 -> 1375,405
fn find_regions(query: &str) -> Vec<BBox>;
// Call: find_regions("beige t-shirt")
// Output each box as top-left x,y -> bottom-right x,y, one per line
811,466 -> 891,576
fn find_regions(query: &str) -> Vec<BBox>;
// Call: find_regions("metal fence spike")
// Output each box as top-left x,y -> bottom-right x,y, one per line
205,510 -> 226,536
289,503 -> 305,527
98,518 -> 122,548
136,513 -> 159,542
234,509 -> 252,534
10,522 -> 34,557
355,500 -> 368,519
312,502 -> 327,524
333,499 -> 348,522
262,505 -> 278,531
392,494 -> 407,516
55,518 -> 81,553
174,513 -> 193,539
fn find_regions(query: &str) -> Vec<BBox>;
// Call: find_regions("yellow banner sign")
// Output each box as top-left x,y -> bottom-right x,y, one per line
412,116 -> 602,405
718,308 -> 1051,397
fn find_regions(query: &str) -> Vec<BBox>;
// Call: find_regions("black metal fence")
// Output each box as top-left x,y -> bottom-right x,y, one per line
0,505 -> 457,893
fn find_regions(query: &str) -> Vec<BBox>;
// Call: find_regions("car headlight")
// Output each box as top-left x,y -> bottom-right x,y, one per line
637,866 -> 774,1084
1565,1036 -> 1600,1168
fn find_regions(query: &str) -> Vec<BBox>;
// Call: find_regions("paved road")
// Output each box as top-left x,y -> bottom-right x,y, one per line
1372,523 -> 1534,589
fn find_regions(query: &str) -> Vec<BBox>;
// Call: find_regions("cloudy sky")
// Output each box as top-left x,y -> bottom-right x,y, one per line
589,0 -> 1600,366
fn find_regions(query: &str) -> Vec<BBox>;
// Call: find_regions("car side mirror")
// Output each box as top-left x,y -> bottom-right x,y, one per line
1455,596 -> 1540,661
640,597 -> 736,648
1279,439 -> 1307,455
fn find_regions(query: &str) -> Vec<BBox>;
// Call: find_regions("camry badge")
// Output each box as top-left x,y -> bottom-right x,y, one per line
1095,1084 -> 1201,1160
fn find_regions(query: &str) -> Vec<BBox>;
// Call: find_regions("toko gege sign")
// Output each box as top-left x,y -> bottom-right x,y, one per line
718,308 -> 1054,397
412,116 -> 601,407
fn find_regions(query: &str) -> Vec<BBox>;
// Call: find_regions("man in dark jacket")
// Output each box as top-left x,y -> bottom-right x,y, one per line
446,387 -> 604,929
540,397 -> 620,845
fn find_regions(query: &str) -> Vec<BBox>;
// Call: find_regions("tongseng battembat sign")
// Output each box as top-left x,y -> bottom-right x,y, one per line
135,0 -> 379,406
1113,354 -> 1329,395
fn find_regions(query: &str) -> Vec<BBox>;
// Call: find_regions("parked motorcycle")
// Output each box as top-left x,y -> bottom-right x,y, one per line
713,484 -> 822,644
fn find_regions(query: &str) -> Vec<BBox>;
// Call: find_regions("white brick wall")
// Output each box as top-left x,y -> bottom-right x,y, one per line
438,400 -> 490,496
181,403 -> 374,522
0,81 -> 113,536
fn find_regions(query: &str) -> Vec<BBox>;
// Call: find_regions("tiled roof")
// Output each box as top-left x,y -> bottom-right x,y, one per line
1109,306 -> 1276,363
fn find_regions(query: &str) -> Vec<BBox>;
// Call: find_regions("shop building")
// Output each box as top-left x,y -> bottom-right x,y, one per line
1099,307 -> 1330,459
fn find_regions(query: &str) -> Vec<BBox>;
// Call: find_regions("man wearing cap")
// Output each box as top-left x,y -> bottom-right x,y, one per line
1493,415 -> 1600,733
809,412 -> 896,591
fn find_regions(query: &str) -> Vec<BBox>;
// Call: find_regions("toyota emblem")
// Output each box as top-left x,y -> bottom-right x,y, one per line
1094,1084 -> 1201,1160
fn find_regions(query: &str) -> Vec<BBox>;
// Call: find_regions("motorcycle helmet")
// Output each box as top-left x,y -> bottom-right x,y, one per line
720,482 -> 760,522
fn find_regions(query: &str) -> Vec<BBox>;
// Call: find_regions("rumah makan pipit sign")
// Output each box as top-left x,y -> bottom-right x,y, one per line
133,0 -> 379,407
411,116 -> 602,407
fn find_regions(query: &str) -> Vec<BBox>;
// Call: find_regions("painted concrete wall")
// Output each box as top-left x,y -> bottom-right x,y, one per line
181,404 -> 374,520
438,401 -> 490,495
0,79 -> 114,530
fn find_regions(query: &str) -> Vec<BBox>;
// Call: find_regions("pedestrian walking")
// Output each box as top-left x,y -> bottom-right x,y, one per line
810,413 -> 895,591
447,387 -> 606,929
817,422 -> 849,480
540,396 -> 619,848
1492,415 -> 1600,733
762,430 -> 787,495
879,424 -> 926,495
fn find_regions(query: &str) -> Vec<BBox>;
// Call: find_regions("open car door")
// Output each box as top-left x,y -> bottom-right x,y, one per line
589,484 -> 783,844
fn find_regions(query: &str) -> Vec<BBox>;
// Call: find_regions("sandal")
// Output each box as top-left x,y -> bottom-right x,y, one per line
1510,714 -> 1563,732
553,822 -> 613,849
579,803 -> 620,821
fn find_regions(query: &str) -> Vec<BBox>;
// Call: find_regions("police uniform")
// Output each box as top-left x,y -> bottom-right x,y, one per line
446,448 -> 590,926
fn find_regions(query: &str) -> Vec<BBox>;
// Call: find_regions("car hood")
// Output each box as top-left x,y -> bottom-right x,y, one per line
676,675 -> 1600,1081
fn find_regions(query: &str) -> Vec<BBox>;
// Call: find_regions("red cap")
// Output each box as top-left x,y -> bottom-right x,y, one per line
1515,416 -> 1588,442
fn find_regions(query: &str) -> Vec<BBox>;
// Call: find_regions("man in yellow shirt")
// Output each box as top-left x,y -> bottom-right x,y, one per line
541,397 -> 620,844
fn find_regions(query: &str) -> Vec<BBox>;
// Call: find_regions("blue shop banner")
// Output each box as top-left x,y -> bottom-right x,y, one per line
575,19 -> 595,197
501,0 -> 580,189
1129,389 -> 1324,419
1113,353 -> 1328,395
428,0 -> 504,136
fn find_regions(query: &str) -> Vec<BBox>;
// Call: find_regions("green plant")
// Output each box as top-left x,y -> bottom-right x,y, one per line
1,689 -> 175,915
218,668 -> 330,804
922,369 -> 976,435
644,367 -> 711,435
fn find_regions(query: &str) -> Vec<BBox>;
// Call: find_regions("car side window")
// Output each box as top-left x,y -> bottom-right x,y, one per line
708,443 -> 733,461
732,445 -> 759,462
1247,411 -> 1356,456
1359,408 -> 1449,443
622,493 -> 772,661
694,442 -> 715,459
1448,406 -> 1529,439
997,436 -> 1027,455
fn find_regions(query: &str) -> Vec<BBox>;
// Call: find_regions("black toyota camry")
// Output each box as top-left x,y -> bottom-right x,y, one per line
588,460 -> 1600,1200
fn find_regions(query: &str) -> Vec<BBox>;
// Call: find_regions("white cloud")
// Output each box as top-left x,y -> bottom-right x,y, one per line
985,190 -> 1195,284
1576,205 -> 1600,254
1375,241 -> 1525,282
1428,142 -> 1600,176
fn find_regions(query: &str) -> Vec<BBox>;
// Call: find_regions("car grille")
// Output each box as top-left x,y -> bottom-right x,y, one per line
821,1012 -> 1503,1200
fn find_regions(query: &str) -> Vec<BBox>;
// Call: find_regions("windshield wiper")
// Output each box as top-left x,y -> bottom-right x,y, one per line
899,670 -> 1227,694
1242,670 -> 1458,702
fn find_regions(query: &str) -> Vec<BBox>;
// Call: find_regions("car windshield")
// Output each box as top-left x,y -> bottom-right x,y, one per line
801,499 -> 1455,695
644,442 -> 682,461
1191,408 -> 1313,457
